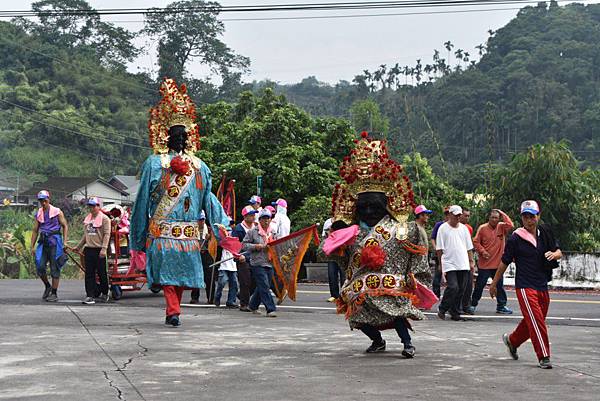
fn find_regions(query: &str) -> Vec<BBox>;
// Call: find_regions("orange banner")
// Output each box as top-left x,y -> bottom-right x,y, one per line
267,225 -> 320,301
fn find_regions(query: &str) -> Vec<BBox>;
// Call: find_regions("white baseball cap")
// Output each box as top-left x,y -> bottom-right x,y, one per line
448,205 -> 463,216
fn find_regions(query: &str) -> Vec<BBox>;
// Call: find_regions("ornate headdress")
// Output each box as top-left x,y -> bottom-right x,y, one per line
332,132 -> 415,224
148,78 -> 200,155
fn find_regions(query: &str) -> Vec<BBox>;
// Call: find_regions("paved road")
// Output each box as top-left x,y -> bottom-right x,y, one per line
1,280 -> 599,326
0,280 -> 599,401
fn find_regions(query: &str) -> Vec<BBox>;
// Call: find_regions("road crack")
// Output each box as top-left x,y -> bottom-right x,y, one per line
68,306 -> 147,400
103,370 -> 125,400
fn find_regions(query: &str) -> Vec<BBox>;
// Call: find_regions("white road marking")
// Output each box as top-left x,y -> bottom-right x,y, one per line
181,303 -> 600,322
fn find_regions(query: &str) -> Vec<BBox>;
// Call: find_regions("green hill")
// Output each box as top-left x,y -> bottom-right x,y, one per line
266,2 -> 600,169
0,20 -> 153,181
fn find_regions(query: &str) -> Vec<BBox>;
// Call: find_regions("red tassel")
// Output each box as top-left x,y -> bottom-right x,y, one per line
195,171 -> 203,189
361,245 -> 386,271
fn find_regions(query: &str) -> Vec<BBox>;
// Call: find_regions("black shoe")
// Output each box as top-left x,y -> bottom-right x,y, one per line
42,286 -> 51,300
239,305 -> 251,312
503,333 -> 519,360
166,315 -> 180,327
402,345 -> 416,358
366,340 -> 386,353
214,301 -> 221,308
189,298 -> 200,305
226,303 -> 239,309
538,357 -> 552,369
437,310 -> 446,320
450,314 -> 464,321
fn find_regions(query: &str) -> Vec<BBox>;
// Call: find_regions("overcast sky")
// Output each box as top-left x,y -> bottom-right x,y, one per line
1,1 -> 591,84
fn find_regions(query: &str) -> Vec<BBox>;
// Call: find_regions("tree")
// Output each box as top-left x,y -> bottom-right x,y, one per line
349,99 -> 389,137
144,0 -> 250,84
21,0 -> 139,66
489,141 -> 600,251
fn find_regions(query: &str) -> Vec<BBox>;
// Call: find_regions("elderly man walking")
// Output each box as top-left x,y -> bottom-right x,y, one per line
469,209 -> 514,314
436,205 -> 475,321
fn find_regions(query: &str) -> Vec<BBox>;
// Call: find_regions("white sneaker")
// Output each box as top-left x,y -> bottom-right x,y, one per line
266,312 -> 277,318
82,297 -> 95,305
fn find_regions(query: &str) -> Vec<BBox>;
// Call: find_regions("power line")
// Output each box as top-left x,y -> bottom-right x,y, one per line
0,36 -> 157,95
0,0 -> 584,16
1,106 -> 151,150
0,98 -> 146,142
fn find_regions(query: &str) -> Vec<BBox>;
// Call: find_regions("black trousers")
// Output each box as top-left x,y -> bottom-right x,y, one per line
462,270 -> 474,311
327,261 -> 344,299
237,261 -> 255,307
84,247 -> 108,297
360,318 -> 412,346
439,270 -> 470,317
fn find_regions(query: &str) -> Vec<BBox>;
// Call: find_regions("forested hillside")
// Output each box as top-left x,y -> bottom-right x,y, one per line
267,2 -> 600,171
0,20 -> 155,181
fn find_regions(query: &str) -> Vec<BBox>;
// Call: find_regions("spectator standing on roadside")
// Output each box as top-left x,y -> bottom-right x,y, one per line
491,200 -> 561,369
76,197 -> 111,305
436,205 -> 475,321
469,209 -> 514,314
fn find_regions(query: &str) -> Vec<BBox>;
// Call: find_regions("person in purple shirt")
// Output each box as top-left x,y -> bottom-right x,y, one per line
30,190 -> 69,302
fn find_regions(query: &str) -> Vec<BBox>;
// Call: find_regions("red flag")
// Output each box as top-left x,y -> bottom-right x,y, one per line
267,225 -> 320,301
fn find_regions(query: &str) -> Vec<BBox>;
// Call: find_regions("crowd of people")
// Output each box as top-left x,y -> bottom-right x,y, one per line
30,78 -> 563,371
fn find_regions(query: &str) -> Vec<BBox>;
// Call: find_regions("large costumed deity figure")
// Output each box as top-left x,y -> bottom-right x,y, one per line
131,78 -> 230,327
323,132 -> 436,358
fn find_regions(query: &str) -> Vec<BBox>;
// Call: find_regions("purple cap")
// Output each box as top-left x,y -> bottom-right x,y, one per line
87,197 -> 101,206
248,195 -> 262,205
37,190 -> 50,200
258,209 -> 272,219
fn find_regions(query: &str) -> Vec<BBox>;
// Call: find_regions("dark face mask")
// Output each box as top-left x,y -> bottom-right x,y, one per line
356,192 -> 389,227
167,125 -> 188,153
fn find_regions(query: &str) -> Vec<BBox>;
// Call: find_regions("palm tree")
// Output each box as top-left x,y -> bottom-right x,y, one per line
454,48 -> 464,70
444,40 -> 454,68
414,59 -> 423,83
476,44 -> 486,56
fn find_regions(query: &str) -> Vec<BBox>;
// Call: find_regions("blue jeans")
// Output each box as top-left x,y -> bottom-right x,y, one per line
471,268 -> 507,309
249,265 -> 276,313
37,244 -> 59,278
214,270 -> 239,305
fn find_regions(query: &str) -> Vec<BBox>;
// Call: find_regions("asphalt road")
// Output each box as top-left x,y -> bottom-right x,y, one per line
0,279 -> 599,400
1,280 -> 599,326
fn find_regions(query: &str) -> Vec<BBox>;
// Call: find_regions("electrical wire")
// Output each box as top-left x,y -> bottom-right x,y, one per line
1,106 -> 151,149
0,98 -> 146,142
0,0 -> 588,16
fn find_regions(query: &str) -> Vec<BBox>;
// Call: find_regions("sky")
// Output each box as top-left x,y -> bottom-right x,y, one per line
1,1 -> 593,84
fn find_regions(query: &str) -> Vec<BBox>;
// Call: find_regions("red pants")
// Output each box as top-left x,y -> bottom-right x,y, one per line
163,285 -> 184,317
510,288 -> 550,360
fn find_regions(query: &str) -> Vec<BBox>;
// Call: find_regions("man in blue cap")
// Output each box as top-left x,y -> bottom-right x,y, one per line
30,190 -> 69,302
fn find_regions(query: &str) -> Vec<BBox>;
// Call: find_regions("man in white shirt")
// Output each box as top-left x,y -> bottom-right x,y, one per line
272,198 -> 291,238
435,205 -> 475,321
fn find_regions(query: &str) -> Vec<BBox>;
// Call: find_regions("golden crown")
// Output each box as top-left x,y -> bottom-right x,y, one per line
148,78 -> 200,154
332,132 -> 415,224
